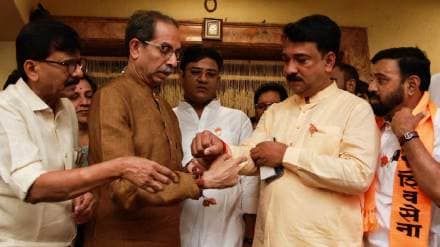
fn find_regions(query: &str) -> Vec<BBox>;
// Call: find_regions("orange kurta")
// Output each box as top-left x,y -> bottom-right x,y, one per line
84,72 -> 200,247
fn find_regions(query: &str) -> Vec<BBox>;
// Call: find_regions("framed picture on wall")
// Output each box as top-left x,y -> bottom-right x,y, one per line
202,18 -> 223,41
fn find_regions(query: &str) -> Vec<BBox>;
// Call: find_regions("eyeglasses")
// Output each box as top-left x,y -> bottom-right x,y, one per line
39,58 -> 87,74
143,40 -> 181,61
187,67 -> 219,79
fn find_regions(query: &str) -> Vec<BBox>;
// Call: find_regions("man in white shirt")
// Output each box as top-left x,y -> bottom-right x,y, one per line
331,62 -> 358,94
251,83 -> 288,129
174,45 -> 259,247
0,19 -> 178,246
367,47 -> 440,246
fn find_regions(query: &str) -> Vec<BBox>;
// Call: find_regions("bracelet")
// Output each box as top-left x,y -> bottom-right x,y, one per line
221,139 -> 228,154
195,176 -> 217,207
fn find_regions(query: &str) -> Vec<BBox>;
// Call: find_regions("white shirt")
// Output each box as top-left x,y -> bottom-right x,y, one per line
0,79 -> 78,246
174,100 -> 259,247
368,114 -> 440,247
430,73 -> 440,106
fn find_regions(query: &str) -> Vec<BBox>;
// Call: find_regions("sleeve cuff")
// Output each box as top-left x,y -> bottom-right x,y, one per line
10,161 -> 46,201
230,145 -> 257,175
282,147 -> 302,169
181,155 -> 193,168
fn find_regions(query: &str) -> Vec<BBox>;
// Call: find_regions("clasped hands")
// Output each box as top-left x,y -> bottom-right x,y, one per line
190,130 -> 287,173
188,130 -> 247,189
117,130 -> 288,198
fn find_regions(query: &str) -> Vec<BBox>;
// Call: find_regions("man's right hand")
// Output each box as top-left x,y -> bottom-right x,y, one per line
191,130 -> 225,161
120,157 -> 179,193
201,154 -> 247,189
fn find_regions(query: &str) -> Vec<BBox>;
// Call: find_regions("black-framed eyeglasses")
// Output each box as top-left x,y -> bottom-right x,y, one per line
39,58 -> 87,74
143,40 -> 181,61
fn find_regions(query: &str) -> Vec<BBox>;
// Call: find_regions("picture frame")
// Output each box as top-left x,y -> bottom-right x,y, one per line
202,18 -> 223,41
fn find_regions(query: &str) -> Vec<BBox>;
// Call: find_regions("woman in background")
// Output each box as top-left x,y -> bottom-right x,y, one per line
66,75 -> 97,167
63,75 -> 97,247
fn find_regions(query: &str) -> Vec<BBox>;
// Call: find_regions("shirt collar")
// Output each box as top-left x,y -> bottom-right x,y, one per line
178,99 -> 220,111
292,82 -> 339,107
15,78 -> 50,112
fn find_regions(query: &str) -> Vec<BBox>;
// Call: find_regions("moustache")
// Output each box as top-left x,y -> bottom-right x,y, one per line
158,66 -> 174,74
286,74 -> 303,82
64,77 -> 80,87
368,92 -> 380,101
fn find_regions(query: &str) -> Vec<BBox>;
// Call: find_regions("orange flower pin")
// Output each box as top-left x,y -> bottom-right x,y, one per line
380,155 -> 389,167
309,123 -> 319,136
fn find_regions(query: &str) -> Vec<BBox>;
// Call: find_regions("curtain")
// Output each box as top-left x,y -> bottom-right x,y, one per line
85,56 -> 289,116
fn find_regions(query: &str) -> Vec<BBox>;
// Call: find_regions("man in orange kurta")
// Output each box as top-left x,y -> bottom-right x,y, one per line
84,10 -> 244,247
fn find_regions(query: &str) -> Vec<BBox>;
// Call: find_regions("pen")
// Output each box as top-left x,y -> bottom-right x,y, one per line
391,149 -> 401,162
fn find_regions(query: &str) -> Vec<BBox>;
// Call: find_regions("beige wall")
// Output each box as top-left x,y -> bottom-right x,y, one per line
1,0 -> 440,88
0,42 -> 16,89
38,0 -> 440,74
14,0 -> 38,23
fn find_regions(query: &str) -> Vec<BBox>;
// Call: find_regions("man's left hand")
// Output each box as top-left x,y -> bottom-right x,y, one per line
72,192 -> 96,224
250,141 -> 288,168
391,107 -> 425,138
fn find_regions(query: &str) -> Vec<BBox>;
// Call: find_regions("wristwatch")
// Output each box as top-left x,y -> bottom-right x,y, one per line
399,131 -> 419,146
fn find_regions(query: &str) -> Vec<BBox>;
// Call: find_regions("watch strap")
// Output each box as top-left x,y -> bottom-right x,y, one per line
399,131 -> 419,146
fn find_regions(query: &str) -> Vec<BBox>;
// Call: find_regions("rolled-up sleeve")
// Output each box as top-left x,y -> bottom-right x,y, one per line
0,105 -> 46,201
230,108 -> 273,175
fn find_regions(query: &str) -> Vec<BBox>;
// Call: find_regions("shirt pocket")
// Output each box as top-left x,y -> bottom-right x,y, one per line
303,125 -> 342,156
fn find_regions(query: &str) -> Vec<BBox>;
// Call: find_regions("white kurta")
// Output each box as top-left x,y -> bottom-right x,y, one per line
174,100 -> 259,247
368,112 -> 440,247
0,79 -> 78,246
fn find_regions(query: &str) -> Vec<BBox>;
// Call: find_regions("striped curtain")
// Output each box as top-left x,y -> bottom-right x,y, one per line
85,56 -> 290,116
